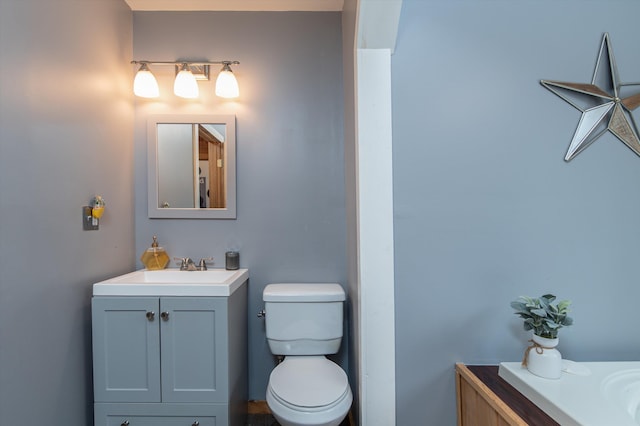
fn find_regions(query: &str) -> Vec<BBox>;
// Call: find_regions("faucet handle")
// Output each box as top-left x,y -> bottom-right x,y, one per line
174,257 -> 191,270
198,257 -> 214,271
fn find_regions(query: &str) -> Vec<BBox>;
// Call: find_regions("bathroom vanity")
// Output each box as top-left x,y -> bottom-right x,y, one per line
455,363 -> 558,426
92,269 -> 249,426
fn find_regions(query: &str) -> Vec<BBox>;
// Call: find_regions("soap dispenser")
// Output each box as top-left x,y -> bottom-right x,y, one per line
140,235 -> 170,270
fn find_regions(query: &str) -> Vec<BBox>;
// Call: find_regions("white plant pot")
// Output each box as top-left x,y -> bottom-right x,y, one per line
526,334 -> 562,379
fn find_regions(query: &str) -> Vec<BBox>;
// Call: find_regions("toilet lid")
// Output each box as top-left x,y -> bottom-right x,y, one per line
269,357 -> 349,408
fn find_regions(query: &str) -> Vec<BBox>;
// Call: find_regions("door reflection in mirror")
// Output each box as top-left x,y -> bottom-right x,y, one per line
198,124 -> 226,208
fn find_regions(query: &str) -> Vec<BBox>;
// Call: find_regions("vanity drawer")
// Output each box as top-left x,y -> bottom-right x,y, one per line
95,403 -> 228,426
106,416 -> 215,426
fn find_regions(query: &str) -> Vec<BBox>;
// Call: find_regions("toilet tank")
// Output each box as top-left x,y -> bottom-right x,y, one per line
263,283 -> 345,356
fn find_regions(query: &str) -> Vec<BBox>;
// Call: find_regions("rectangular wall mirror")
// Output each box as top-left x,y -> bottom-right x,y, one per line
147,114 -> 236,219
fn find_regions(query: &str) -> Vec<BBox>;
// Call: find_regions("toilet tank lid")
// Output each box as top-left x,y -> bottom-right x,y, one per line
263,283 -> 345,302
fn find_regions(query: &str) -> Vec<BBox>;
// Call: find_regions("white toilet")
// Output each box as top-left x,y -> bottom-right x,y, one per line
263,283 -> 352,426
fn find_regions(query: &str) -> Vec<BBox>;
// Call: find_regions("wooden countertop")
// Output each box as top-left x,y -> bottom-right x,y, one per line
462,365 -> 559,426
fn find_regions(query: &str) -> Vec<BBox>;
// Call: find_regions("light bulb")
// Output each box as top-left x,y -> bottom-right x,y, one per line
174,63 -> 199,99
215,63 -> 239,98
133,63 -> 159,98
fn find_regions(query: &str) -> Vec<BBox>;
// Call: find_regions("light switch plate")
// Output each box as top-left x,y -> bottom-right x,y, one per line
83,206 -> 99,230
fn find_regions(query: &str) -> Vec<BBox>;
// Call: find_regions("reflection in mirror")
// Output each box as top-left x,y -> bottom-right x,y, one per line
157,123 -> 226,209
148,115 -> 236,219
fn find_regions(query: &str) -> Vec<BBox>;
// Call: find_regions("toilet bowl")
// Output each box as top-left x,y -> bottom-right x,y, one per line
266,356 -> 352,426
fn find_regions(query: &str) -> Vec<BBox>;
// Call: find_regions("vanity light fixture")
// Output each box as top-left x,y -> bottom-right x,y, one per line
133,62 -> 160,98
131,60 -> 240,99
215,62 -> 240,98
173,63 -> 199,98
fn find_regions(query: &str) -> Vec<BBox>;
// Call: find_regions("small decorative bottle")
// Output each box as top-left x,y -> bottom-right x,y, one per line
140,236 -> 170,270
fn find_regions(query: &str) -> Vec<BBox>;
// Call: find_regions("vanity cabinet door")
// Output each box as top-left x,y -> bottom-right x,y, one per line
92,297 -> 161,402
160,297 -> 228,403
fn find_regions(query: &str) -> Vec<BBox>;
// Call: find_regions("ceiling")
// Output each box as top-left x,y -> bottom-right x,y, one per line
124,0 -> 344,11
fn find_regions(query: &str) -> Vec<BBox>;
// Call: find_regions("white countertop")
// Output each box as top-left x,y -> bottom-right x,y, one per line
93,268 -> 249,296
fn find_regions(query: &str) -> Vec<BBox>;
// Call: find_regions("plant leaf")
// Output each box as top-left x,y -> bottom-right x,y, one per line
510,301 -> 526,310
531,308 -> 547,317
557,300 -> 571,312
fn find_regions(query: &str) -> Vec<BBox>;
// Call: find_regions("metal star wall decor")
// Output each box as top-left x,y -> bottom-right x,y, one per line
541,33 -> 640,161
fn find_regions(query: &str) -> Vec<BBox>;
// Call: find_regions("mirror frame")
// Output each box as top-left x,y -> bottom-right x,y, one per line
147,114 -> 237,219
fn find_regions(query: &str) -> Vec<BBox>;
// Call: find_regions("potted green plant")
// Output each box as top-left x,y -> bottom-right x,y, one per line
510,294 -> 573,379
510,294 -> 573,339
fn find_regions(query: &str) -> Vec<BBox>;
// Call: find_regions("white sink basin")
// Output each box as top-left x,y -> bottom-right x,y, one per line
602,369 -> 640,425
93,268 -> 249,296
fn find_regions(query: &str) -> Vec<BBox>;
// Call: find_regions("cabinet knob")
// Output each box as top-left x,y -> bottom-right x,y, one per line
192,422 -> 199,426
121,421 -> 130,426
146,311 -> 155,321
160,311 -> 170,321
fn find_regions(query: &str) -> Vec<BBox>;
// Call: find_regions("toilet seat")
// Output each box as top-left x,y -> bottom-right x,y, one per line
268,356 -> 350,410
268,383 -> 350,414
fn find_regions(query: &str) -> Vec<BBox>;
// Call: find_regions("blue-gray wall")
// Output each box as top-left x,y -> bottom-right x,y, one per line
132,11 -> 346,400
392,1 -> 640,424
0,0 -> 135,424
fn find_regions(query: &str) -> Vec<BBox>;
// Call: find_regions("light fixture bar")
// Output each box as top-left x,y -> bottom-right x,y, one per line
131,60 -> 240,99
131,60 -> 240,66
176,64 -> 210,81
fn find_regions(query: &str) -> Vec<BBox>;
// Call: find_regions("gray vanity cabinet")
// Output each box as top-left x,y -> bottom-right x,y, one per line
92,283 -> 247,426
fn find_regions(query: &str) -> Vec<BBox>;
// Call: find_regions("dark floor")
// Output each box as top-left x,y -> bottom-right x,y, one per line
246,413 -> 350,426
246,413 -> 278,426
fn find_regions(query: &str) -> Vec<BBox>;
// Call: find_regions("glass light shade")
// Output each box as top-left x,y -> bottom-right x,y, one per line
215,65 -> 239,98
174,64 -> 199,99
133,65 -> 159,98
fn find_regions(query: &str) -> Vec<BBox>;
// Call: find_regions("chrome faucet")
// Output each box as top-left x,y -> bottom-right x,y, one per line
175,257 -> 214,271
175,257 -> 197,271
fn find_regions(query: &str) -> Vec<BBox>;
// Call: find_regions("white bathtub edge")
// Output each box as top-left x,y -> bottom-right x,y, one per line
498,362 -> 579,426
499,361 -> 639,426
